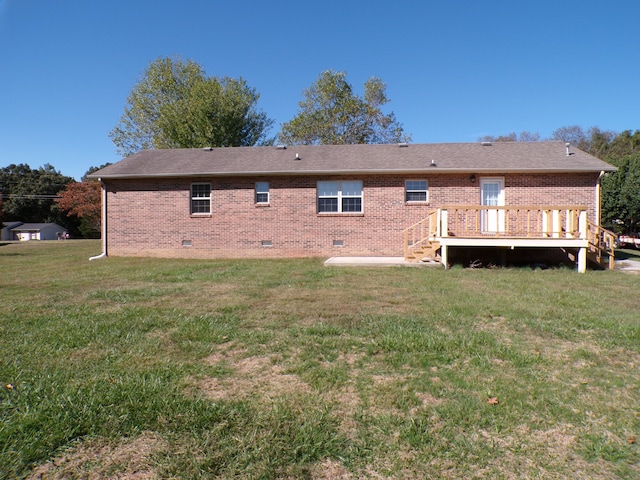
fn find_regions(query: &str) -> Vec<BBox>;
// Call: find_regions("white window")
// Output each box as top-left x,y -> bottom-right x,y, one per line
317,180 -> 363,213
255,182 -> 269,204
190,183 -> 211,214
405,180 -> 428,202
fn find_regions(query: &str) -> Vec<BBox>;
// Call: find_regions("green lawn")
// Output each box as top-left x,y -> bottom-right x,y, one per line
616,248 -> 640,261
1,240 -> 638,479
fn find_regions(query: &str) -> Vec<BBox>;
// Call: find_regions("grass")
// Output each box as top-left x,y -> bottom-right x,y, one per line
1,240 -> 638,479
616,248 -> 640,261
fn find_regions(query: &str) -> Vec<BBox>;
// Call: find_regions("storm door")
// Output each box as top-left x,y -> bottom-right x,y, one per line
480,177 -> 505,233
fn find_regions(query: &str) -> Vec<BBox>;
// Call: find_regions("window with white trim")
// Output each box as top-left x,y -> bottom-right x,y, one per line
317,180 -> 363,213
405,180 -> 428,202
190,183 -> 211,214
255,181 -> 269,204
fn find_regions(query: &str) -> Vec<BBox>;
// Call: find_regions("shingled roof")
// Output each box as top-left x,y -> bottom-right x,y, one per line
90,142 -> 616,179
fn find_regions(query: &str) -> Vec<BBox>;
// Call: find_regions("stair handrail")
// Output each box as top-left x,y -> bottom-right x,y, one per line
586,221 -> 617,269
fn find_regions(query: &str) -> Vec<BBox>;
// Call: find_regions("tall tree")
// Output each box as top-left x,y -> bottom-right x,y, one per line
550,125 -> 616,158
605,129 -> 640,159
478,131 -> 541,143
110,57 -> 273,157
55,164 -> 112,238
56,181 -> 102,238
0,163 -> 73,224
601,152 -> 640,233
278,70 -> 409,145
550,125 -> 589,148
56,163 -> 105,238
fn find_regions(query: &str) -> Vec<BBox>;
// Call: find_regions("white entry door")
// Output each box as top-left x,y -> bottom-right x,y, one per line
480,177 -> 505,233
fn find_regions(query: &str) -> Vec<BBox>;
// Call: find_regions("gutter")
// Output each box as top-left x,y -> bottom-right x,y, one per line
89,179 -> 108,261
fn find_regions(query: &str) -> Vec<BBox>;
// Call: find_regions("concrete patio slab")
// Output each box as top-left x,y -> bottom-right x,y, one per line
615,259 -> 640,272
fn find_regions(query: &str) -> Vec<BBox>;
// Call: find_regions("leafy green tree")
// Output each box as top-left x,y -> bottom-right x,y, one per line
606,129 -> 640,159
82,163 -> 112,181
110,57 -> 273,157
278,70 -> 409,145
601,152 -> 640,233
0,164 -> 73,224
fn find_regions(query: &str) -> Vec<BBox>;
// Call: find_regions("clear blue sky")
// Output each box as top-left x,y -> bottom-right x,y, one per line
1,0 -> 638,180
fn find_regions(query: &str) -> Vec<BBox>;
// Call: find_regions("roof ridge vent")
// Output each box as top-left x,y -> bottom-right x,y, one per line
481,141 -> 492,146
398,142 -> 409,147
276,145 -> 287,150
203,147 -> 214,151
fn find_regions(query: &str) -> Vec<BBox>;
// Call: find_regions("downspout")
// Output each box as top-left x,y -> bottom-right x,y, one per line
89,179 -> 107,261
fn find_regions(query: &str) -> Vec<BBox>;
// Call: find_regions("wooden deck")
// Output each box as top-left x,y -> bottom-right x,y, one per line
403,206 -> 616,272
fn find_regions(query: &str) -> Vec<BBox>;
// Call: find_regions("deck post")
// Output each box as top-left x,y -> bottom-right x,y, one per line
441,244 -> 448,269
577,247 -> 587,273
440,209 -> 448,269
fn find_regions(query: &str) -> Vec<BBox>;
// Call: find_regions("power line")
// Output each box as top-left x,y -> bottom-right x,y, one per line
0,194 -> 62,200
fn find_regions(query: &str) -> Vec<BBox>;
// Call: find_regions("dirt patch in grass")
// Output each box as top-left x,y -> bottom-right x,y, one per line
304,458 -> 354,479
470,424 -> 624,479
27,432 -> 165,480
413,391 -> 443,409
327,383 -> 361,439
199,343 -> 311,402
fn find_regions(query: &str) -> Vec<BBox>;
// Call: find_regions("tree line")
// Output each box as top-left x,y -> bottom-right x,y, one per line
1,57 -> 639,237
0,165 -> 104,238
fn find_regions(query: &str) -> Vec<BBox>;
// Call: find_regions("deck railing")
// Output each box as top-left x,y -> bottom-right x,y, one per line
403,207 -> 589,248
440,205 -> 588,238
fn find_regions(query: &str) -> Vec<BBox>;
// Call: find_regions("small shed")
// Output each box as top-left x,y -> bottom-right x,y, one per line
9,223 -> 67,241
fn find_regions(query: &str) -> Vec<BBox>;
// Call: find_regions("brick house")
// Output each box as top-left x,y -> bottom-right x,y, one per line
89,141 -> 617,271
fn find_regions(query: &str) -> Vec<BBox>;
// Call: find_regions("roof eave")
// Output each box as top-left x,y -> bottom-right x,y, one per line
90,167 -> 616,180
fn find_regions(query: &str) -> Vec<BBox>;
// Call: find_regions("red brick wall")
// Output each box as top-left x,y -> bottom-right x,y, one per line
103,173 -> 600,258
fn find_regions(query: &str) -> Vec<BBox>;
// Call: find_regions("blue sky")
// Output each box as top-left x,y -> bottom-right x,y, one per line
1,0 -> 638,180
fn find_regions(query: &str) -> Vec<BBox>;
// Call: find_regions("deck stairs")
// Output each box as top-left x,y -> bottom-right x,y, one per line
403,210 -> 442,264
405,240 -> 442,263
586,221 -> 616,270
